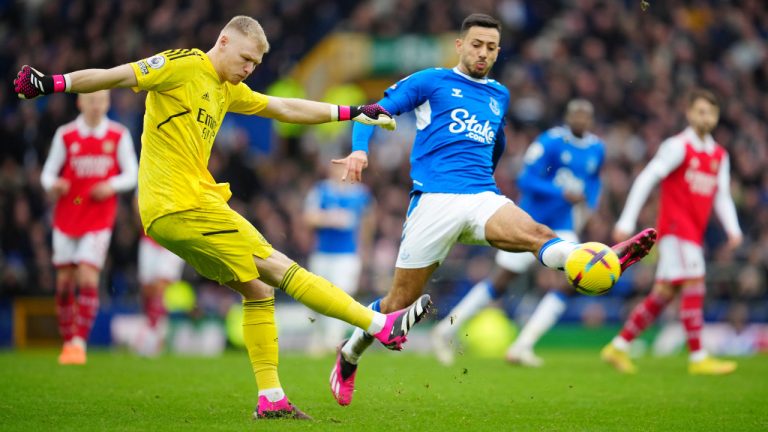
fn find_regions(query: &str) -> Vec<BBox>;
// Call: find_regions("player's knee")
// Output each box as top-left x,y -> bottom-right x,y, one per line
228,278 -> 274,299
653,283 -> 677,301
76,265 -> 100,287
56,272 -> 77,293
253,250 -> 294,287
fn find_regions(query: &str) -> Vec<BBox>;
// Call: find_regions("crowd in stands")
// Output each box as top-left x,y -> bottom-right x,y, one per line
1,0 -> 766,325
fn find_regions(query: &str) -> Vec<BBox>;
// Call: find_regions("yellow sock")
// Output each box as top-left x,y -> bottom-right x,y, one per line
280,263 -> 375,331
242,297 -> 281,391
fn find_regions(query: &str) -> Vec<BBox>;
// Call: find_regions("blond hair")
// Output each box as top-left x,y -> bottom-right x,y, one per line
222,16 -> 270,53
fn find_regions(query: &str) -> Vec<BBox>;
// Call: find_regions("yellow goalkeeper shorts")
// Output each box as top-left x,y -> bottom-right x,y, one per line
147,202 -> 273,284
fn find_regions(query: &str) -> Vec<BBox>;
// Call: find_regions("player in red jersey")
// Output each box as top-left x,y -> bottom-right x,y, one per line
40,90 -> 138,365
602,89 -> 742,375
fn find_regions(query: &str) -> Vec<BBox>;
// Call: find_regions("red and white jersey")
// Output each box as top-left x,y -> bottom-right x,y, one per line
616,127 -> 741,245
41,115 -> 138,236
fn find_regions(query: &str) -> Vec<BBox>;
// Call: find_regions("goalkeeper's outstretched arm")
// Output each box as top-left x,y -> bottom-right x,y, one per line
14,64 -> 137,99
261,96 -> 396,130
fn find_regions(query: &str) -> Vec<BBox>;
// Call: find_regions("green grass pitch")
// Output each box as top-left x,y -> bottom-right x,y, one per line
1,348 -> 766,431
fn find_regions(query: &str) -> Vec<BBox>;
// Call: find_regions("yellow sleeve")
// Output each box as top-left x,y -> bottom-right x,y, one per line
227,82 -> 269,115
129,49 -> 204,93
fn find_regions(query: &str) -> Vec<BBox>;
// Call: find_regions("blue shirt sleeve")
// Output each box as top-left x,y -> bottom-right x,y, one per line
351,70 -> 435,153
516,135 -> 563,197
382,71 -> 434,115
351,97 -> 398,153
351,122 -> 375,153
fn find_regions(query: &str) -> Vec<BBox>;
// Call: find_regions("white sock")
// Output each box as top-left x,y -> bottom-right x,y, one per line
342,327 -> 373,364
689,349 -> 708,362
342,300 -> 380,364
70,336 -> 87,351
258,387 -> 286,402
611,335 -> 630,352
365,312 -> 386,335
539,238 -> 578,270
512,291 -> 567,351
435,279 -> 495,337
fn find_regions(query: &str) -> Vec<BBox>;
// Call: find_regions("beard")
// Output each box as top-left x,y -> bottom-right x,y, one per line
693,123 -> 714,135
463,59 -> 490,78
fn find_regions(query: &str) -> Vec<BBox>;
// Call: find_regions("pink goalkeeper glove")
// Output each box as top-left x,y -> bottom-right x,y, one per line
14,65 -> 68,99
337,104 -> 396,131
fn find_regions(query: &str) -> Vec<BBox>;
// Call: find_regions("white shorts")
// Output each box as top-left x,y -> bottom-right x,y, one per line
396,192 -> 512,268
138,236 -> 185,285
494,230 -> 579,273
308,252 -> 362,295
655,235 -> 705,283
52,227 -> 112,269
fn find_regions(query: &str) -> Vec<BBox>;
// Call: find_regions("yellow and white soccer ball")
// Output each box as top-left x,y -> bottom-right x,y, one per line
565,242 -> 621,296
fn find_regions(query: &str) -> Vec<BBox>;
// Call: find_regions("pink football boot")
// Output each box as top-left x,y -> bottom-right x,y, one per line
612,228 -> 657,273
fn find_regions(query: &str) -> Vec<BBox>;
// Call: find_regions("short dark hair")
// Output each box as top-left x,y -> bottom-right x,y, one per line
460,13 -> 501,37
687,88 -> 719,109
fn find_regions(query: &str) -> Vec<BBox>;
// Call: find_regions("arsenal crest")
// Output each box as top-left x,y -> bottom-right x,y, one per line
103,140 -> 115,153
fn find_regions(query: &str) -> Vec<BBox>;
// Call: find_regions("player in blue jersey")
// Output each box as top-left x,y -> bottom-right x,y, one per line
432,99 -> 604,367
328,13 -> 656,406
304,162 -> 375,354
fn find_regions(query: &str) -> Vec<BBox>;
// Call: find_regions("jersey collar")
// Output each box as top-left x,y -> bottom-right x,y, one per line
200,51 -> 220,82
561,126 -> 594,148
452,67 -> 488,84
682,127 -> 716,153
75,115 -> 109,138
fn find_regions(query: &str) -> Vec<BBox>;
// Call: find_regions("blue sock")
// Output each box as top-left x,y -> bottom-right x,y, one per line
369,298 -> 382,313
484,279 -> 503,300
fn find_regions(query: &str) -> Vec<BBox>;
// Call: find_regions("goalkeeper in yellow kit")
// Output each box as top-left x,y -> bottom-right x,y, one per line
14,16 -> 432,420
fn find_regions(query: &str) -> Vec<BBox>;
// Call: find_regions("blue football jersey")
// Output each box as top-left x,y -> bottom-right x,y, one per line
305,180 -> 372,254
516,126 -> 604,231
353,68 -> 510,194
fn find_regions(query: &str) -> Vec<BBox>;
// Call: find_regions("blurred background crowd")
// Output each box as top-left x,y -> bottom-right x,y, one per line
1,0 -> 767,349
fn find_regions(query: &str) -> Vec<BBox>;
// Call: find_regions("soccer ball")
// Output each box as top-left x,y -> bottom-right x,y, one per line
460,308 -> 517,358
565,242 -> 621,296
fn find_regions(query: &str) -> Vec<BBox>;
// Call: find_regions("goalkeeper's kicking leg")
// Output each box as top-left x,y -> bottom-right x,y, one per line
228,250 -> 432,419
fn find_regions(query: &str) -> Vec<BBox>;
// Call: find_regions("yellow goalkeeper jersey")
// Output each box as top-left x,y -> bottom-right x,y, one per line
130,48 -> 268,231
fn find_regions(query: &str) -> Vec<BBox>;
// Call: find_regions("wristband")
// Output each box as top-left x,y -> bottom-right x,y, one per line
52,75 -> 67,93
338,105 -> 352,121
